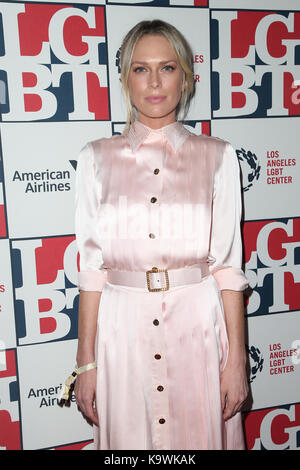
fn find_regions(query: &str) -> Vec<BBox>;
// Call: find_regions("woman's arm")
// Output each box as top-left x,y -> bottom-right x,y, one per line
220,289 -> 249,421
206,141 -> 249,420
74,141 -> 107,426
76,291 -> 101,366
74,291 -> 101,426
221,290 -> 246,364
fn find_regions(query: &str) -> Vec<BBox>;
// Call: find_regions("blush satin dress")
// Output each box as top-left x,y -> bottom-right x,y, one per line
74,119 -> 249,450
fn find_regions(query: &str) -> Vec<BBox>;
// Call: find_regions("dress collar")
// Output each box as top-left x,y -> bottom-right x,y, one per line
126,120 -> 191,154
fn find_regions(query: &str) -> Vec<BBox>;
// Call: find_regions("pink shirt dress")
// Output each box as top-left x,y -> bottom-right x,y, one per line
75,119 -> 249,450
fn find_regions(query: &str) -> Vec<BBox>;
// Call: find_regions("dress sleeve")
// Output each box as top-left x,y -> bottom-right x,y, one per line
208,141 -> 248,291
75,141 -> 107,292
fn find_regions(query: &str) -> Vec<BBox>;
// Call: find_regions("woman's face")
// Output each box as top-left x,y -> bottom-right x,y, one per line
127,34 -> 185,129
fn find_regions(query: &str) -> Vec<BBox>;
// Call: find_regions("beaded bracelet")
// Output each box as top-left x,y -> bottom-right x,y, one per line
58,361 -> 97,406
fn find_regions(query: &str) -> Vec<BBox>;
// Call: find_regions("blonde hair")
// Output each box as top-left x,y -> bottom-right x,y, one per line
119,20 -> 195,134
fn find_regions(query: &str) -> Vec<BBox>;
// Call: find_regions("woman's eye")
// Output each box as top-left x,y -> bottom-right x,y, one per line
163,65 -> 175,71
133,65 -> 175,73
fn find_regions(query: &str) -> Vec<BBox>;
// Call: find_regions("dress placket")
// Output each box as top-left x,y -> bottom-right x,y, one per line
150,291 -> 171,450
147,130 -> 171,450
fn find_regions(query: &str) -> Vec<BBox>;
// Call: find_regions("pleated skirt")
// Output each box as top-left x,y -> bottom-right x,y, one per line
92,274 -> 246,450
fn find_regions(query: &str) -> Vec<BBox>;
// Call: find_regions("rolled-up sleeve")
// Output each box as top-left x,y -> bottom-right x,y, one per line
208,141 -> 248,291
75,142 -> 107,292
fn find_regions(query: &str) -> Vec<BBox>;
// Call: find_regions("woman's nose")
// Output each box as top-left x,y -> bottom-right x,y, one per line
149,70 -> 161,88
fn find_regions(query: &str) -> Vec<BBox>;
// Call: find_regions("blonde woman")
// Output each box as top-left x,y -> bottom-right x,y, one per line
73,19 -> 249,450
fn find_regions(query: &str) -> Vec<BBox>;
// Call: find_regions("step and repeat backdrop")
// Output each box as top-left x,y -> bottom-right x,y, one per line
0,0 -> 300,451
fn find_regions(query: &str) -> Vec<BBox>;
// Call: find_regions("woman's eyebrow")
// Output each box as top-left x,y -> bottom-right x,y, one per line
131,59 -> 177,65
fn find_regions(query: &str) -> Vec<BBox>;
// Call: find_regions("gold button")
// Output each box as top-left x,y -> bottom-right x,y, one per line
159,418 -> 165,424
157,385 -> 164,392
149,233 -> 155,239
154,354 -> 161,360
150,197 -> 157,203
154,168 -> 159,174
153,319 -> 159,326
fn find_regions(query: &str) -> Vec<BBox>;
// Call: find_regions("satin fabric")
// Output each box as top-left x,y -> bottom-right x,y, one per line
75,119 -> 249,450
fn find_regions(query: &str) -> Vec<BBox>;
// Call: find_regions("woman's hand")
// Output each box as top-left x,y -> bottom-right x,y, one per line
74,368 -> 99,426
75,291 -> 101,426
220,357 -> 249,421
219,290 -> 249,421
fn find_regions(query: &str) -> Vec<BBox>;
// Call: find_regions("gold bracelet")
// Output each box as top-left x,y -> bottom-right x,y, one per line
58,361 -> 97,406
75,361 -> 97,375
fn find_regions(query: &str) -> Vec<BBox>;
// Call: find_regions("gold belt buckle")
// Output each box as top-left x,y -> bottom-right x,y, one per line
146,267 -> 169,292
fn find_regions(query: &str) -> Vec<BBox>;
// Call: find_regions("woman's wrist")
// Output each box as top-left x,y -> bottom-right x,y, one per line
76,352 -> 96,368
227,349 -> 247,367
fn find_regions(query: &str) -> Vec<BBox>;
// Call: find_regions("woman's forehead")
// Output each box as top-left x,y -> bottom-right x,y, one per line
131,35 -> 177,61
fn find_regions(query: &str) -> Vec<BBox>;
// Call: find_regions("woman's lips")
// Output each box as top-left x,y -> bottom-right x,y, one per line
145,96 -> 166,104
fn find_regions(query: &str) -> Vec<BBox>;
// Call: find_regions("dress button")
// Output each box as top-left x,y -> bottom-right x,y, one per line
149,233 -> 155,239
157,385 -> 164,392
150,197 -> 157,203
154,354 -> 161,360
153,319 -> 159,326
159,418 -> 165,424
154,168 -> 160,174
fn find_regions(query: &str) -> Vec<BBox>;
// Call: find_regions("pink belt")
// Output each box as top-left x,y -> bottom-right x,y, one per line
107,263 -> 210,292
